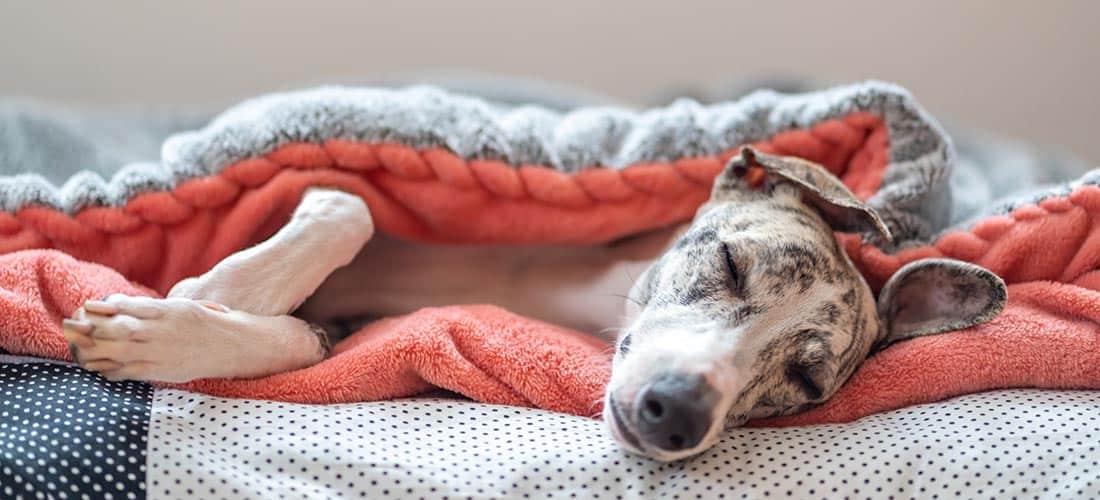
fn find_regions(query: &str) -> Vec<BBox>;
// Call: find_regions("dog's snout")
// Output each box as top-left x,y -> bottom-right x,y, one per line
633,373 -> 718,452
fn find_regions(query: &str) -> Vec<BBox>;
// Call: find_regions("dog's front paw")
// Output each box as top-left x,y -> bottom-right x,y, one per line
62,294 -> 327,382
61,294 -> 183,382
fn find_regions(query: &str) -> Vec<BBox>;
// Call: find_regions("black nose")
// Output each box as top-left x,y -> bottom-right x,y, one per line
633,373 -> 718,452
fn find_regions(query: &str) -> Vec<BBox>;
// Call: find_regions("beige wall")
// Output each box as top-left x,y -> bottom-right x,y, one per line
1,0 -> 1096,162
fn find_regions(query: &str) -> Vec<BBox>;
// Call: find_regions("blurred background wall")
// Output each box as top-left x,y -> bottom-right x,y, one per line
1,0 -> 1096,162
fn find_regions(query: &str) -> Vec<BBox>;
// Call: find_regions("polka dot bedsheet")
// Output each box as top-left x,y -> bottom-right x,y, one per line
2,355 -> 1098,499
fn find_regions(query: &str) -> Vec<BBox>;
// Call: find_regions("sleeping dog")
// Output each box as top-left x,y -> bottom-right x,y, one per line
61,148 -> 1006,462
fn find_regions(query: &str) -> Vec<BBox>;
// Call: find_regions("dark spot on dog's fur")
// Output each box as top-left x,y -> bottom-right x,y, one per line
734,217 -> 772,230
734,304 -> 763,322
797,274 -> 815,293
679,288 -> 703,305
680,278 -> 721,305
729,220 -> 763,233
841,288 -> 857,307
759,241 -> 833,294
817,302 -> 842,324
675,228 -> 718,250
838,290 -> 869,368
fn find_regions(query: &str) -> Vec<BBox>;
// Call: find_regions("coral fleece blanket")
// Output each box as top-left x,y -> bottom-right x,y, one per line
1,82 -> 1098,425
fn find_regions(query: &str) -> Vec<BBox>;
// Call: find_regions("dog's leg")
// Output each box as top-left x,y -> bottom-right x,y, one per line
168,187 -> 374,316
62,188 -> 371,381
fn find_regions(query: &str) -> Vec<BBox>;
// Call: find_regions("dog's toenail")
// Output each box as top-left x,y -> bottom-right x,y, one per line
197,300 -> 231,313
62,318 -> 92,333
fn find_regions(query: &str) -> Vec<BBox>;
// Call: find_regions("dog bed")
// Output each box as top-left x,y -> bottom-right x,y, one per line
2,353 -> 1098,498
2,79 -> 1099,498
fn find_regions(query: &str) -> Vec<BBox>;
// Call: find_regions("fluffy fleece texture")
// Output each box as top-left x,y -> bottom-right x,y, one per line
0,250 -> 610,415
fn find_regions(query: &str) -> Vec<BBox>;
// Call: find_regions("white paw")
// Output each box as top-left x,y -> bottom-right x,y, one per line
62,294 -> 326,383
62,294 -> 230,383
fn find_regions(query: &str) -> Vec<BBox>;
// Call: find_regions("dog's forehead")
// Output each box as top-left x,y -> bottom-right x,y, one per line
641,199 -> 869,340
672,200 -> 841,271
692,194 -> 831,238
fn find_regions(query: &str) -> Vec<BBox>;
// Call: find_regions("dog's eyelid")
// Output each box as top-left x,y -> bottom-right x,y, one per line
721,243 -> 745,296
786,361 -> 825,400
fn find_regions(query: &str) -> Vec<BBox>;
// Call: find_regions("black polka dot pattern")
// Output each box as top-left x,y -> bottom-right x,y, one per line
0,360 -> 152,500
149,388 -> 1100,499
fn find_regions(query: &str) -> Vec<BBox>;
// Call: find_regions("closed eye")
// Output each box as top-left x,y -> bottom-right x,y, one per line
722,244 -> 744,296
787,363 -> 824,400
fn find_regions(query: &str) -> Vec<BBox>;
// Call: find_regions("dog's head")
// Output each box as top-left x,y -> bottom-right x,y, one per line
604,148 -> 1007,461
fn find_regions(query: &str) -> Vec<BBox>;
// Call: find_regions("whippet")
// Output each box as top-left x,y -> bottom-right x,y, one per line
61,148 -> 1006,461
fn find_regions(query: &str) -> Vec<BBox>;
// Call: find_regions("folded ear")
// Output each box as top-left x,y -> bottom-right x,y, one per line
875,258 -> 1007,349
717,147 -> 893,243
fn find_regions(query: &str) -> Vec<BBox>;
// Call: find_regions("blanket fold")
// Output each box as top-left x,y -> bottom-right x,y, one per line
2,81 -> 1098,424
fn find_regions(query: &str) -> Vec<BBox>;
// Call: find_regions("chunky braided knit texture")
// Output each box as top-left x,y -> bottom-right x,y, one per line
0,113 -> 888,294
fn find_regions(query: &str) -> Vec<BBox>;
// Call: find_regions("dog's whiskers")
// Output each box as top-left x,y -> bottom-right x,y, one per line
596,343 -> 618,358
609,293 -> 641,307
587,398 -> 605,419
599,325 -> 622,336
621,265 -> 638,286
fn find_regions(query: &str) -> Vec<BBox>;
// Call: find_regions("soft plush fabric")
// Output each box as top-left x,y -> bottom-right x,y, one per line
3,246 -> 1100,425
0,250 -> 610,416
1,81 -> 1098,424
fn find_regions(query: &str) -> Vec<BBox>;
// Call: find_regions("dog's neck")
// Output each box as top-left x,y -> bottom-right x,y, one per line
298,226 -> 686,339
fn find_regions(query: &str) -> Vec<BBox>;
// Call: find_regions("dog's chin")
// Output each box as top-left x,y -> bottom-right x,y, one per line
603,396 -> 645,455
603,395 -> 719,462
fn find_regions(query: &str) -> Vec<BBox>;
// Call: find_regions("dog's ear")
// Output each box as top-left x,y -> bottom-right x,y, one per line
716,147 -> 893,243
874,258 -> 1007,350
